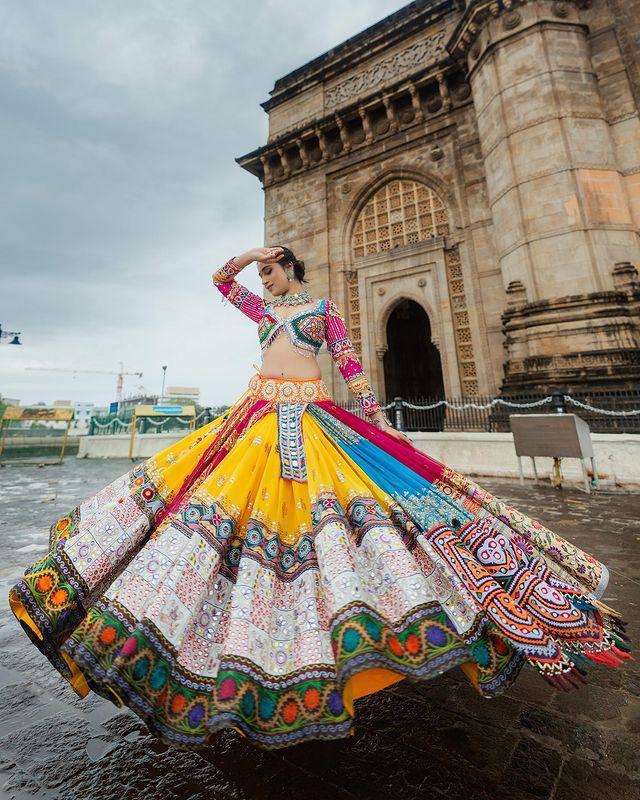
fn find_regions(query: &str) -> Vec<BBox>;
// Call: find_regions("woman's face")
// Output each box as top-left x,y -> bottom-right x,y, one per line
258,258 -> 291,296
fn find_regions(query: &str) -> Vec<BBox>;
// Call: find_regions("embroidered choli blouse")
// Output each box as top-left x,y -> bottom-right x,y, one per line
212,257 -> 381,417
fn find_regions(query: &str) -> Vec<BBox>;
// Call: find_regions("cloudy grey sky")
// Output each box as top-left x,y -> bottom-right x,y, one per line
1,0 -> 408,408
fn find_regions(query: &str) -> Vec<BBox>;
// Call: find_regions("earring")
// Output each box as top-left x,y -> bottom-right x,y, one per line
286,269 -> 294,281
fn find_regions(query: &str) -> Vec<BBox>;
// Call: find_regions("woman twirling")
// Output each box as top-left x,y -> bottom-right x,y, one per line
8,245 -> 631,750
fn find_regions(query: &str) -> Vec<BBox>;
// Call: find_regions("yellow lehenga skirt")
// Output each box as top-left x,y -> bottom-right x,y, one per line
8,373 -> 630,750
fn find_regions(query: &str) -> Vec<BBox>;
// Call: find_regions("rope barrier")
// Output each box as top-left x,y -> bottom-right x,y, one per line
145,417 -> 193,427
90,395 -> 640,434
91,418 -> 131,430
563,396 -> 640,416
401,396 -> 554,411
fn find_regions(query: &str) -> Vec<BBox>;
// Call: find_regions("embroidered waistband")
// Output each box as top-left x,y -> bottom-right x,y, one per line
247,372 -> 331,404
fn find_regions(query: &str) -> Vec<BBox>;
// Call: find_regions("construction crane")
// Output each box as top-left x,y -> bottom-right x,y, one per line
26,361 -> 143,402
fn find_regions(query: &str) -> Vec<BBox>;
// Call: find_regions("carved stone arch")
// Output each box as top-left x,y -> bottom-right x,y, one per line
377,292 -> 440,350
380,295 -> 446,414
342,167 -> 462,258
338,171 -> 457,388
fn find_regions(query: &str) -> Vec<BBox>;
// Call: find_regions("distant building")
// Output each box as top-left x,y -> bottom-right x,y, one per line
166,386 -> 200,398
119,393 -> 159,411
164,386 -> 201,407
70,402 -> 105,433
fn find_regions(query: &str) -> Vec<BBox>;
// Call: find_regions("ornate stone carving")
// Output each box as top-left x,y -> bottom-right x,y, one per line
612,262 -> 640,292
313,127 -> 327,162
325,32 -> 447,109
502,10 -> 522,29
295,137 -> 309,169
437,72 -> 452,111
382,93 -> 399,133
502,292 -> 640,392
345,270 -> 363,358
373,116 -> 391,136
552,1 -> 570,17
450,0 -> 588,58
408,83 -> 424,124
505,279 -> 528,309
276,146 -> 290,178
448,73 -> 471,102
398,107 -> 415,125
445,245 -> 479,395
375,345 -> 388,361
358,106 -> 373,144
259,154 -> 272,186
335,114 -> 351,154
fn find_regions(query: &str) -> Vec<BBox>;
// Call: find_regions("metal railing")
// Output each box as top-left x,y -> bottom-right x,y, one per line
338,389 -> 640,434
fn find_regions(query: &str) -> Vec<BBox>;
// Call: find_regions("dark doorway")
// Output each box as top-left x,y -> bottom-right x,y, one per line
383,299 -> 445,430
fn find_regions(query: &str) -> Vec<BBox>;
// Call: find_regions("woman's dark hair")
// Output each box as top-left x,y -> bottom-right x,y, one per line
269,244 -> 308,284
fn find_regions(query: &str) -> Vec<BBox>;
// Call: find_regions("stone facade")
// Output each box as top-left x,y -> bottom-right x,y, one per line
236,0 -> 640,402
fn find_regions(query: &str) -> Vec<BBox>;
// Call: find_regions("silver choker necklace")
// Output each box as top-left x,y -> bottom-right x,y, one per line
271,289 -> 313,307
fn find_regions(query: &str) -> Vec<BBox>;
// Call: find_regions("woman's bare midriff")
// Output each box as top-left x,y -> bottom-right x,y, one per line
258,301 -> 323,380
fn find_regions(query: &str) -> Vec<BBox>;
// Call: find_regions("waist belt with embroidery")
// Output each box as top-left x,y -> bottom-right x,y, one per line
247,372 -> 332,483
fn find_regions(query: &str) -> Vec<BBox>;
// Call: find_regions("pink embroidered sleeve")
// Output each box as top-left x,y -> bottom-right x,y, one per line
324,299 -> 381,417
212,257 -> 265,324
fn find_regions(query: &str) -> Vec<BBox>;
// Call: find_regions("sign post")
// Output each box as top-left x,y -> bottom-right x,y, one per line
510,413 -> 597,493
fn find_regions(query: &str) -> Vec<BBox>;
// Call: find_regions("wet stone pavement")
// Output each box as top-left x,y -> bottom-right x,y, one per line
0,458 -> 639,800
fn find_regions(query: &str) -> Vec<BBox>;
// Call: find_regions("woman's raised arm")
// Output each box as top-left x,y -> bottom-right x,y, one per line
211,252 -> 266,324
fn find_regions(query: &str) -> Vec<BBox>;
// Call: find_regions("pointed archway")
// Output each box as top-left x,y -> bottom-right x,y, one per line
383,299 -> 445,429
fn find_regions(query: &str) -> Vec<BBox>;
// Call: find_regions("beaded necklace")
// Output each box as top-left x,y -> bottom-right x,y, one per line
271,289 -> 313,307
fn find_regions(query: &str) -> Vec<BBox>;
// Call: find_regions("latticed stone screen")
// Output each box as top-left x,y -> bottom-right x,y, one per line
346,271 -> 362,359
445,244 -> 478,395
351,179 -> 448,259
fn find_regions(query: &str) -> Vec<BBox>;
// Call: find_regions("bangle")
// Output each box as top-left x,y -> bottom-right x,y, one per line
213,256 -> 241,284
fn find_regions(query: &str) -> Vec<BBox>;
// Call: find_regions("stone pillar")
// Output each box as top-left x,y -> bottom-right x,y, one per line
315,126 -> 329,163
276,146 -> 290,179
259,154 -> 272,186
436,72 -> 451,112
358,105 -> 374,145
295,137 -> 309,169
408,82 -> 424,124
449,0 -> 640,392
334,113 -> 351,154
382,93 -> 399,133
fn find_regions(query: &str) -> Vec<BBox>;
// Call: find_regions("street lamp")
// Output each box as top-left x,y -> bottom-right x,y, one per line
0,324 -> 22,345
161,365 -> 167,402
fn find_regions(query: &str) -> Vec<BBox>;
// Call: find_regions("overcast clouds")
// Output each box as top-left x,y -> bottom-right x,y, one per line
1,1 -> 407,407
